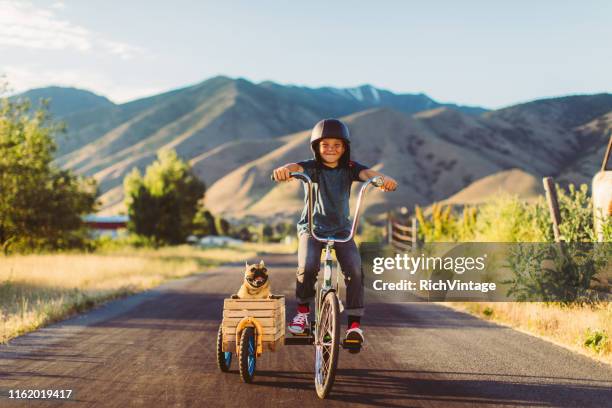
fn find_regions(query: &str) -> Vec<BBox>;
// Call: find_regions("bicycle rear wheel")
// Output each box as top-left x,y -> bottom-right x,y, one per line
216,324 -> 232,372
314,291 -> 340,399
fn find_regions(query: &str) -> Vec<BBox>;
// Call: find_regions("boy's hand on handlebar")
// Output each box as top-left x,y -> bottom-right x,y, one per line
273,166 -> 292,182
381,176 -> 398,192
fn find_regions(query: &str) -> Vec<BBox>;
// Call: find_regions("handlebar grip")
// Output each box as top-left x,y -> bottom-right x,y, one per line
270,173 -> 293,182
371,176 -> 384,188
271,171 -> 309,182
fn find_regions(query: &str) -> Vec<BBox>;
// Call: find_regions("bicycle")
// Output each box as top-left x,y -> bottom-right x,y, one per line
272,171 -> 383,398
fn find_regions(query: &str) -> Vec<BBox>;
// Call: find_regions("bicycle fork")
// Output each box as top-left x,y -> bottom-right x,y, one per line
315,242 -> 344,325
315,242 -> 332,345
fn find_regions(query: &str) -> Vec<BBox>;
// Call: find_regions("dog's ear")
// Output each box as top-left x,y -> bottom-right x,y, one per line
259,259 -> 265,267
245,261 -> 249,269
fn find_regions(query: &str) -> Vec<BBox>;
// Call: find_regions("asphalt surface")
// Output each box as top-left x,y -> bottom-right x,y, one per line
1,253 -> 611,407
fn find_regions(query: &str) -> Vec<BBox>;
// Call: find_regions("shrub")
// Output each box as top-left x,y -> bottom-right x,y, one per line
505,243 -> 609,304
414,183 -> 603,244
584,328 -> 608,353
557,184 -> 595,242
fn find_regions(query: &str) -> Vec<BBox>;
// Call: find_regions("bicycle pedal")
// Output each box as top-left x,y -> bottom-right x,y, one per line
342,339 -> 362,353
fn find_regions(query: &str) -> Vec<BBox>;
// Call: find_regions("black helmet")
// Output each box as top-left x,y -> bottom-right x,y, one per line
310,118 -> 351,165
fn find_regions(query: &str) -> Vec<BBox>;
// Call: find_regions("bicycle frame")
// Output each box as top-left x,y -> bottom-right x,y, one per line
288,171 -> 383,321
273,170 -> 384,398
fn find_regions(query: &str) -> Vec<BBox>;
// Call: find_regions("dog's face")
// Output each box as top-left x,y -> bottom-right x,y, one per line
244,260 -> 269,288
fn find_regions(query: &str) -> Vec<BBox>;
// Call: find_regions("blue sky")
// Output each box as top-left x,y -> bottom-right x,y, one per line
1,0 -> 610,109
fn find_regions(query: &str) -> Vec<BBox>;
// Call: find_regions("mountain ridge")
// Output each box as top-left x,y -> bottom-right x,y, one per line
13,79 -> 611,218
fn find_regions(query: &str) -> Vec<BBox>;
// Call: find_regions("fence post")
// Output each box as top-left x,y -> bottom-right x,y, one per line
543,177 -> 562,242
602,135 -> 612,172
411,217 -> 419,248
386,212 -> 392,245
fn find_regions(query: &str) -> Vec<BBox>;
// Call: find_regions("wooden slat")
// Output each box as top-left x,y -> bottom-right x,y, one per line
392,230 -> 412,241
222,309 -> 280,320
223,309 -> 283,318
223,298 -> 281,310
391,221 -> 412,233
412,217 -> 419,247
222,317 -> 278,327
222,318 -> 284,332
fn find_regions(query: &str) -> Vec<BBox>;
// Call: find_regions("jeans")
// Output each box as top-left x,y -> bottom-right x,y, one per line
296,233 -> 364,316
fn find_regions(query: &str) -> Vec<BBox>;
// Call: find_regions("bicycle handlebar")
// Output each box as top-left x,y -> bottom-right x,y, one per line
271,171 -> 384,243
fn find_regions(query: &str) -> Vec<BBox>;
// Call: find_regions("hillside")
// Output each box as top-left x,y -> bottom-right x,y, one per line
439,169 -> 544,206
14,78 -> 611,218
42,77 -> 489,210
205,108 -> 502,219
207,95 -> 612,220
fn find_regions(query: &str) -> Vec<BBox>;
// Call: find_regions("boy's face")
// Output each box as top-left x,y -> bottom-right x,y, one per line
318,138 -> 346,165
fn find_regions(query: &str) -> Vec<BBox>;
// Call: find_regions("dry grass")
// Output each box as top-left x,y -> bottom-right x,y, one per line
0,242 -> 294,343
445,302 -> 612,365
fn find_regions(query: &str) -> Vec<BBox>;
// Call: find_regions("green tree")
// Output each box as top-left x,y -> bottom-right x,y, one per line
124,149 -> 206,245
192,208 -> 218,236
214,216 -> 231,236
236,226 -> 252,241
262,225 -> 274,242
0,92 -> 97,252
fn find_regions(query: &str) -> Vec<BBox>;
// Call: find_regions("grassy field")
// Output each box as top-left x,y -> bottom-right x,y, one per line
0,243 -> 295,343
412,187 -> 611,366
446,302 -> 612,366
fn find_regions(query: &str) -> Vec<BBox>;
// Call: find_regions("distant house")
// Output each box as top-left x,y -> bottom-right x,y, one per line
83,215 -> 128,238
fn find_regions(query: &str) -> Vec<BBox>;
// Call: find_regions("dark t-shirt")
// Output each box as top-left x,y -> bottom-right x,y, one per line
296,159 -> 369,238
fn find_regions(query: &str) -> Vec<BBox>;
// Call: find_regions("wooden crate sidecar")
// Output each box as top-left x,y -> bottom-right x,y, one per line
221,297 -> 285,353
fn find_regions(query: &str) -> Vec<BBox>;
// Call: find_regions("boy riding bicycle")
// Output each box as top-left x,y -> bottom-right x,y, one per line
272,118 -> 397,348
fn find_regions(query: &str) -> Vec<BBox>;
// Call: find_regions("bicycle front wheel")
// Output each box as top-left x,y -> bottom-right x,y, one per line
314,291 -> 340,399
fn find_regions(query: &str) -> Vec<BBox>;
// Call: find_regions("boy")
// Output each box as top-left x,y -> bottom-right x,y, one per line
272,118 -> 397,347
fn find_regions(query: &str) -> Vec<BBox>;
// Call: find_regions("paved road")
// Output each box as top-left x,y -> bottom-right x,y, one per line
1,254 -> 611,407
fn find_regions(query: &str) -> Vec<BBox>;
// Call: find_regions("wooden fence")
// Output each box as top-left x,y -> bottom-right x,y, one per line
386,212 -> 419,252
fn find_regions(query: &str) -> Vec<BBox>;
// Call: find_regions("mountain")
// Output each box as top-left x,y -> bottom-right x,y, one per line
556,110 -> 612,185
14,77 -> 611,219
483,94 -> 612,177
205,108 -> 502,219
33,76 -> 487,212
206,95 -> 612,220
13,86 -> 114,118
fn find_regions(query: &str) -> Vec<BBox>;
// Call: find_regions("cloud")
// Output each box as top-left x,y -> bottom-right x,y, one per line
50,1 -> 66,10
99,39 -> 144,61
0,1 -> 144,59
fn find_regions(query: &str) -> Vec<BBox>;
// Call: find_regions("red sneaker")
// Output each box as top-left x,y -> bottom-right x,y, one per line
288,312 -> 309,335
